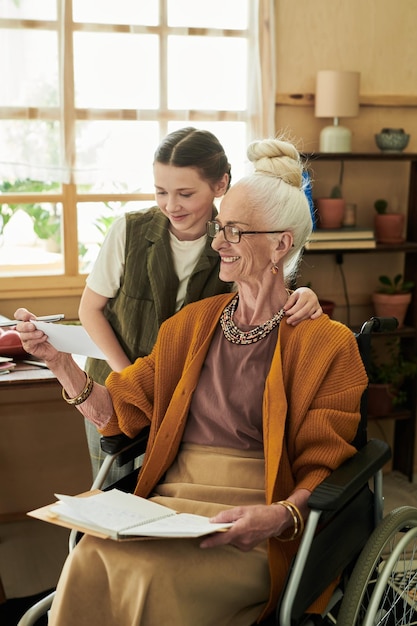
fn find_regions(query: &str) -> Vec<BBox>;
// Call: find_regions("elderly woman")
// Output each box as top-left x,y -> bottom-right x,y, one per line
16,136 -> 367,626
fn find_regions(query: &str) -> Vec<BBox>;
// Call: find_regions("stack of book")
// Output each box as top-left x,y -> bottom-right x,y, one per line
0,356 -> 16,375
305,228 -> 376,251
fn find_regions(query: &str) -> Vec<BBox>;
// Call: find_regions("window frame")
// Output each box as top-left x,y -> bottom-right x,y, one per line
0,0 -> 262,301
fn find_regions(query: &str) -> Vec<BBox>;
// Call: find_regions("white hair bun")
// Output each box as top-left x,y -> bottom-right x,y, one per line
247,139 -> 303,188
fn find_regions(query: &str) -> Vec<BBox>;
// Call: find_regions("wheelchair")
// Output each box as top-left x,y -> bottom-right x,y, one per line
18,317 -> 417,626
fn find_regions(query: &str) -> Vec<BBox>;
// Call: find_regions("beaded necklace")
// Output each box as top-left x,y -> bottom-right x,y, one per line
220,295 -> 285,345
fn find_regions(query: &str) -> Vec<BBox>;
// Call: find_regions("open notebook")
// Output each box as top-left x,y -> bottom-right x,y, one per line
28,489 -> 233,540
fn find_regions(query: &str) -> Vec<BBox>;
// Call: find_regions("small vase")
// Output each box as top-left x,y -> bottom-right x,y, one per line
374,213 -> 405,244
316,198 -> 345,229
367,383 -> 395,416
319,299 -> 335,319
375,128 -> 410,153
371,292 -> 412,328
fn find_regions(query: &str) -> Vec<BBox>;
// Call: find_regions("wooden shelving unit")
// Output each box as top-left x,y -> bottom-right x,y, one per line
303,152 -> 417,480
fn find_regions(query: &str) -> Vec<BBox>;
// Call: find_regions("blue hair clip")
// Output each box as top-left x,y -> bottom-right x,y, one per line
302,170 -> 315,230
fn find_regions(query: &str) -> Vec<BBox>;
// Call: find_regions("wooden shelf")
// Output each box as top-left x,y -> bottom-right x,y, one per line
276,93 -> 417,108
302,152 -> 417,162
304,152 -> 417,480
368,410 -> 411,422
304,242 -> 417,254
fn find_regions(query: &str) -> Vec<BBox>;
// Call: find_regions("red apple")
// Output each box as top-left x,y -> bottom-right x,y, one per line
0,327 -> 28,358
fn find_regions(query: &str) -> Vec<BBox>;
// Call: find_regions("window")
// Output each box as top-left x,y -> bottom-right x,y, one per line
0,0 -> 274,301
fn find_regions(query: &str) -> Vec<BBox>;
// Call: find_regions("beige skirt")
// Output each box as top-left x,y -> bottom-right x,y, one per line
49,444 -> 271,626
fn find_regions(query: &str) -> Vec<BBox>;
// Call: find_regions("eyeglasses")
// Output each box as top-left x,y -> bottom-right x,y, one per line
206,220 -> 286,244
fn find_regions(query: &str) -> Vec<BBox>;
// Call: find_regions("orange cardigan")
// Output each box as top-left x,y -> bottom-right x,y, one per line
102,293 -> 368,618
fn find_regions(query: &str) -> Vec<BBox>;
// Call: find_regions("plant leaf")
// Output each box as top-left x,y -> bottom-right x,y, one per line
378,275 -> 391,286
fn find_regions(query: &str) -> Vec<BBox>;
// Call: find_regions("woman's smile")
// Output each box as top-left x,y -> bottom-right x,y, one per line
168,212 -> 188,222
220,255 -> 240,264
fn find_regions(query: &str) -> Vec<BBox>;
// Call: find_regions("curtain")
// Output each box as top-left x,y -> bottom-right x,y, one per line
249,0 -> 276,141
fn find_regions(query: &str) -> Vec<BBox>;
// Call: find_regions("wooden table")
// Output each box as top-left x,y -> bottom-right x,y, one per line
0,360 -> 92,519
0,359 -> 93,601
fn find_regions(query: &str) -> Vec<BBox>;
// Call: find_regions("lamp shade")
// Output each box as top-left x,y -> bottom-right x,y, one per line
315,70 -> 360,119
315,70 -> 360,152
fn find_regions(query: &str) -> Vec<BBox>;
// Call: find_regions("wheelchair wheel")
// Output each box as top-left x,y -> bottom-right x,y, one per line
336,505 -> 417,626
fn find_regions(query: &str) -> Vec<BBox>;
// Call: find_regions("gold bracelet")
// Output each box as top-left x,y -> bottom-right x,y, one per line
272,500 -> 305,542
286,501 -> 304,535
62,372 -> 94,406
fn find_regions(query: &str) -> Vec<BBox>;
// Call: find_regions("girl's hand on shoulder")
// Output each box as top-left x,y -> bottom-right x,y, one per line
284,287 -> 322,326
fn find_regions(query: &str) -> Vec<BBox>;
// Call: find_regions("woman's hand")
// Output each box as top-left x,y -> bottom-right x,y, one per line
199,504 -> 292,552
200,489 -> 310,551
14,307 -> 61,364
14,308 -> 114,429
284,287 -> 322,326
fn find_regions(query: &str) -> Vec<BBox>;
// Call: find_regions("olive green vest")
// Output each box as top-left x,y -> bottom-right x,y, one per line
85,206 -> 233,383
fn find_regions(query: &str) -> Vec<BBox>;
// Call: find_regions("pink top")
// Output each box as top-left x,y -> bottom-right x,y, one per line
182,323 -> 279,450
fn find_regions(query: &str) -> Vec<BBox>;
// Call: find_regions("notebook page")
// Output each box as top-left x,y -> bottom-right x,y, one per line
53,489 -> 175,533
122,512 -> 233,538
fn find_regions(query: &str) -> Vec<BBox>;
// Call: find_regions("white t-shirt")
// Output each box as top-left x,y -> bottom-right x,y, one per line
86,215 -> 207,312
86,215 -> 126,298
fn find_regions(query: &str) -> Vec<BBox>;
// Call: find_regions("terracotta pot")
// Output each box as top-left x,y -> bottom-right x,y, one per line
371,292 -> 412,328
319,299 -> 335,319
367,383 -> 395,416
316,198 -> 345,229
374,213 -> 405,244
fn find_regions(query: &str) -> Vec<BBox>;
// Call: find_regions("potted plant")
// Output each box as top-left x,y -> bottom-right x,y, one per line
0,203 -> 16,243
368,339 -> 417,415
25,203 -> 61,252
371,273 -> 414,328
302,282 -> 335,318
315,161 -> 346,229
317,161 -> 345,228
0,181 -> 20,243
0,179 -> 61,250
373,198 -> 405,244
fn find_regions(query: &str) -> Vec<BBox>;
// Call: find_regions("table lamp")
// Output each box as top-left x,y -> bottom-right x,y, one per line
315,70 -> 360,152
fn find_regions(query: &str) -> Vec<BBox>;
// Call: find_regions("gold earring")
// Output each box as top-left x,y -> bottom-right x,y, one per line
271,263 -> 279,275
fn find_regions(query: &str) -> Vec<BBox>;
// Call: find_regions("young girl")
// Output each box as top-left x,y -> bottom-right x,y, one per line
79,127 -> 322,484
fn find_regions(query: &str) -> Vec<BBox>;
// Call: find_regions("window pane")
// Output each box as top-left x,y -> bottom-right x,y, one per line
167,121 -> 248,183
168,37 -> 247,110
74,33 -> 159,109
0,0 -> 56,19
167,0 -> 248,29
0,121 -> 62,180
0,31 -> 58,107
0,3 -> 254,284
0,200 -> 63,277
73,0 -> 158,26
75,121 -> 159,190
78,201 -> 151,273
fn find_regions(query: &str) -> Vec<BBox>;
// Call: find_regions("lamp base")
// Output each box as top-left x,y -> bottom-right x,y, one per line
319,125 -> 352,152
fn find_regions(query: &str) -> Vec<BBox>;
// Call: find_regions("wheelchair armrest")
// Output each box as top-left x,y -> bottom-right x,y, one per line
307,438 -> 391,512
100,427 -> 150,467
